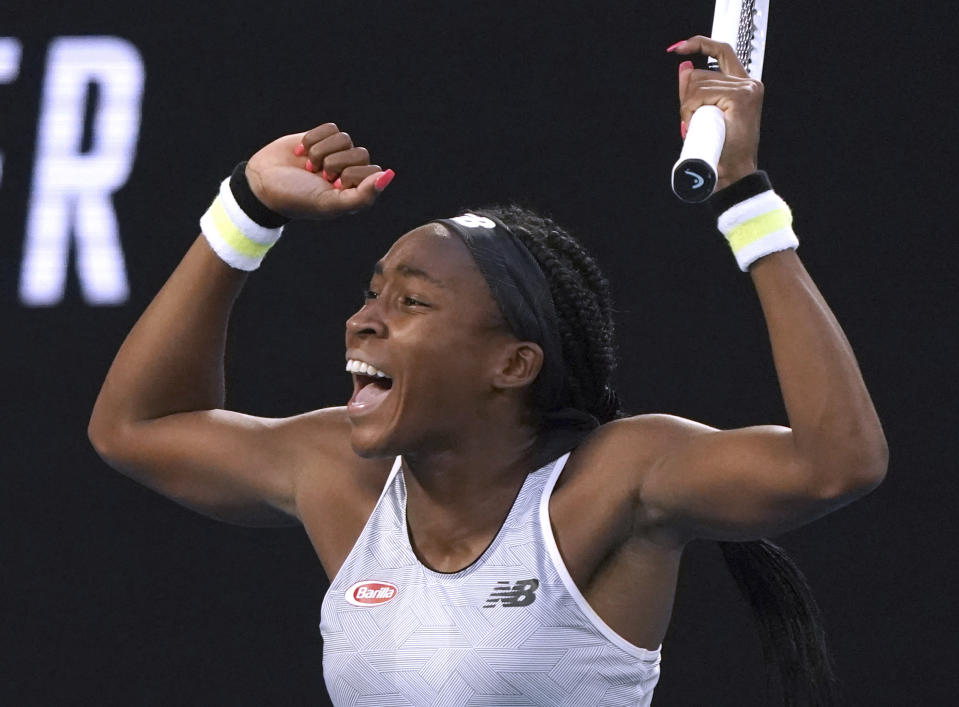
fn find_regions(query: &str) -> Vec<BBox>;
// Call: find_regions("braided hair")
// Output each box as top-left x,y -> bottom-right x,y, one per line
472,204 -> 622,424
472,203 -> 839,706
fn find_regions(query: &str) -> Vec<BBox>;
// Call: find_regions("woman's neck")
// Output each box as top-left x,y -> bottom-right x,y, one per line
402,422 -> 539,504
398,422 -> 581,572
399,423 -> 538,567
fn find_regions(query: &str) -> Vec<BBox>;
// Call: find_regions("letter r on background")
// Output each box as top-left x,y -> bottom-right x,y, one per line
19,36 -> 144,306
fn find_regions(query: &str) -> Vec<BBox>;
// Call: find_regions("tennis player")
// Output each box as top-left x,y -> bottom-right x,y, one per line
89,37 -> 886,706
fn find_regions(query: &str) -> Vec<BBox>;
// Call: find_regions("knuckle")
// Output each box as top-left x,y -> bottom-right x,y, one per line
306,122 -> 337,142
339,131 -> 352,147
741,79 -> 764,99
354,146 -> 370,162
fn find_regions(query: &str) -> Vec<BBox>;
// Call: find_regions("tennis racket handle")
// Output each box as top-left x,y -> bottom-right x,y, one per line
671,105 -> 726,203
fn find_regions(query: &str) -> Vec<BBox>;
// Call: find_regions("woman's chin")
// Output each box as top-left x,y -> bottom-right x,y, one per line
349,428 -> 398,459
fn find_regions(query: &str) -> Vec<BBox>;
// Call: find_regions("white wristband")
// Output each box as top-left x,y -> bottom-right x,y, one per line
199,177 -> 285,271
717,190 -> 798,271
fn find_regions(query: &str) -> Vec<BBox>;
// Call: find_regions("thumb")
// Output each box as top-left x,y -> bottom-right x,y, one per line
319,169 -> 395,215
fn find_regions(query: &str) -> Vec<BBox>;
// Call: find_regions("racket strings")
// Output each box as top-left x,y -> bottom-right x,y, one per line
706,0 -> 759,74
735,0 -> 758,72
705,0 -> 759,74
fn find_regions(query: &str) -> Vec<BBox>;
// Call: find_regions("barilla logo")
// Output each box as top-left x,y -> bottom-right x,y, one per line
345,581 -> 398,607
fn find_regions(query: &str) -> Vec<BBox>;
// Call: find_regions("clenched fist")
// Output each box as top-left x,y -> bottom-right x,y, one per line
245,123 -> 394,221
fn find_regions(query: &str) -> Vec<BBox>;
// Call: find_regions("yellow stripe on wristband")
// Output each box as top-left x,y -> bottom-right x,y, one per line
726,207 -> 793,253
210,197 -> 272,260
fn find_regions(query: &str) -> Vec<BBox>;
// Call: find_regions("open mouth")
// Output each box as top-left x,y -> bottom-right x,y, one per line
346,358 -> 394,414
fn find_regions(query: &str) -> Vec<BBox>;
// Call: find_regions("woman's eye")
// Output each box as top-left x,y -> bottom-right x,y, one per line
361,289 -> 427,307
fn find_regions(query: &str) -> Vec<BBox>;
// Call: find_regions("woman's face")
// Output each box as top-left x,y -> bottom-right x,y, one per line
344,223 -> 515,457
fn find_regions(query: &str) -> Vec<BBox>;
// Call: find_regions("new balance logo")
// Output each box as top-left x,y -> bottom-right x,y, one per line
483,579 -> 539,608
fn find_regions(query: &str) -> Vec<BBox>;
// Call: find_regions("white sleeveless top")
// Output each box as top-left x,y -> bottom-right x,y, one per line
320,453 -> 662,706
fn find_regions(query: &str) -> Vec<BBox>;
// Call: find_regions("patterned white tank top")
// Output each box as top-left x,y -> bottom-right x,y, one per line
320,452 -> 662,706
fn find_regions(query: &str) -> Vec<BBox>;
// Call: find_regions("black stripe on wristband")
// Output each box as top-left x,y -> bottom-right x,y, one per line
229,161 -> 290,228
707,170 -> 773,216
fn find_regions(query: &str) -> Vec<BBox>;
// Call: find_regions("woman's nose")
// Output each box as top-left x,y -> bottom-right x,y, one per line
346,304 -> 386,340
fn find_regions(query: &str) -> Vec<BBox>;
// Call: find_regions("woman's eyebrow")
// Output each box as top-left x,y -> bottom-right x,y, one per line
372,261 -> 447,288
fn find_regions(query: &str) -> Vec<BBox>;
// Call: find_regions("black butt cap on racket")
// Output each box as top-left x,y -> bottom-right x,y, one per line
672,158 -> 717,203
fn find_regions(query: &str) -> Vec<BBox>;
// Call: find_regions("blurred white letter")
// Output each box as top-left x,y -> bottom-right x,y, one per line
19,36 -> 144,306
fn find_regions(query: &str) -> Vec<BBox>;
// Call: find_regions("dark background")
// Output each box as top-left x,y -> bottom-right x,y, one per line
3,1 -> 956,704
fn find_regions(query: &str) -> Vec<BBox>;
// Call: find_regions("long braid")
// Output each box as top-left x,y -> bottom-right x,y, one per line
472,203 -> 838,706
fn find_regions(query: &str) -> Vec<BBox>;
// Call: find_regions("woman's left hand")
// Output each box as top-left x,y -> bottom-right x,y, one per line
669,36 -> 764,190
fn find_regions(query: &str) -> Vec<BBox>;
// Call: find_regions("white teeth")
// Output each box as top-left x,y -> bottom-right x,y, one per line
345,358 -> 391,379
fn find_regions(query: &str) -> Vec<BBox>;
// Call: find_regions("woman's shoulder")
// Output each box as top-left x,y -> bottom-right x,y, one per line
550,415 -> 693,564
559,413 -> 709,501
570,413 -> 700,467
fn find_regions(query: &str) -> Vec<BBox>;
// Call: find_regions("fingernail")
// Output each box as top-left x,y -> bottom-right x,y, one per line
680,121 -> 687,139
305,159 -> 315,172
322,169 -> 333,182
333,178 -> 343,190
666,41 -> 686,53
293,143 -> 305,156
375,169 -> 395,191
679,60 -> 694,73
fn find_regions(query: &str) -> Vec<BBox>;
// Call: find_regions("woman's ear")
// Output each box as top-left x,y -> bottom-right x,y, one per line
491,341 -> 544,390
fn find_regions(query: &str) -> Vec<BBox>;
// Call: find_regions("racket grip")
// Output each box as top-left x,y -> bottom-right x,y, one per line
671,105 -> 726,203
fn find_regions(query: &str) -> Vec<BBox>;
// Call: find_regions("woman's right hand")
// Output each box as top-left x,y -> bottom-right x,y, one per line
245,123 -> 394,221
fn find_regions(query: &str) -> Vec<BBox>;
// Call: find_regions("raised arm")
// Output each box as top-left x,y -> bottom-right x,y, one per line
88,124 -> 393,526
611,38 -> 887,544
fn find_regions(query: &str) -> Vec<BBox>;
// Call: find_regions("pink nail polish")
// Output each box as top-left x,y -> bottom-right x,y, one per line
333,178 -> 343,190
375,169 -> 395,191
305,159 -> 315,172
666,40 -> 686,53
321,169 -> 332,182
679,60 -> 694,73
681,121 -> 687,139
293,144 -> 305,156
